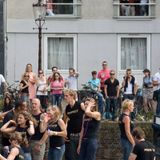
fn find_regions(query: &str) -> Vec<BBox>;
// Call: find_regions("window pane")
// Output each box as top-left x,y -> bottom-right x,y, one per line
47,0 -> 74,15
121,38 -> 147,70
119,0 -> 149,16
48,37 -> 74,70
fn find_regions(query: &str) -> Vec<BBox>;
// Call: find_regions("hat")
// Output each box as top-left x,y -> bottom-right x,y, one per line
143,68 -> 150,73
102,61 -> 107,65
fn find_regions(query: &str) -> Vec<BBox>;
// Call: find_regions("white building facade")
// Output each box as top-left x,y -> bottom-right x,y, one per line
5,0 -> 160,88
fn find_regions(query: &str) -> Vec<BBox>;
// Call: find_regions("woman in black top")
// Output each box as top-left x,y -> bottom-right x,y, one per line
0,111 -> 36,160
119,99 -> 135,160
19,72 -> 29,103
40,106 -> 67,160
3,96 -> 13,112
77,97 -> 101,160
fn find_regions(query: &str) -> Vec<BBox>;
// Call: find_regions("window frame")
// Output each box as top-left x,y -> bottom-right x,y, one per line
117,34 -> 151,73
113,0 -> 156,19
45,0 -> 82,18
44,34 -> 77,75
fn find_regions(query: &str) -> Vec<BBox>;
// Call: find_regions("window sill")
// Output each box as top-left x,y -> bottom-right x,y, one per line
113,16 -> 155,21
46,15 -> 81,20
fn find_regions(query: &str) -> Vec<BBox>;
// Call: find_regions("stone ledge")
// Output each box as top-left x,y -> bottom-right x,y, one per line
96,120 -> 153,160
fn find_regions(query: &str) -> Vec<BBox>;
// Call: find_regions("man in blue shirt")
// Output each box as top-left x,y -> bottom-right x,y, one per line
88,71 -> 104,115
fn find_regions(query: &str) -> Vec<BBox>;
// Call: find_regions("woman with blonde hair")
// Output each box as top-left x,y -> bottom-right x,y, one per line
25,64 -> 37,102
40,106 -> 67,160
119,99 -> 135,160
0,132 -> 26,160
19,72 -> 29,103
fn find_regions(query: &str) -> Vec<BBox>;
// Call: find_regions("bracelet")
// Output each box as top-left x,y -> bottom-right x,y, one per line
53,131 -> 58,136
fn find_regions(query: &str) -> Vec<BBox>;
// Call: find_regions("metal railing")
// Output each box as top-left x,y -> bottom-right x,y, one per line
46,2 -> 82,17
113,0 -> 156,19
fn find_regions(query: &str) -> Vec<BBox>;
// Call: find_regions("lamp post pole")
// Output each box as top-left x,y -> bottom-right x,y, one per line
33,0 -> 46,72
38,20 -> 42,71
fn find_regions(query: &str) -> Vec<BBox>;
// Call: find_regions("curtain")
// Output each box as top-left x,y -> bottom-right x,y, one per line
121,38 -> 147,70
48,37 -> 73,70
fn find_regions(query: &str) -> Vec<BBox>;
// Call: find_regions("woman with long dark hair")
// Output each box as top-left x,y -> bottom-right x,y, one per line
77,97 -> 101,160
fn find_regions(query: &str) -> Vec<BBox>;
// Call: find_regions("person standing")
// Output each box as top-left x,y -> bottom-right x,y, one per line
63,89 -> 85,160
119,99 -> 135,160
50,72 -> 64,107
88,71 -> 104,115
30,98 -> 46,160
40,106 -> 67,160
36,70 -> 48,110
25,64 -> 37,102
153,68 -> 160,115
129,127 -> 155,160
19,72 -> 29,103
65,68 -> 79,91
97,61 -> 110,97
77,97 -> 101,160
142,69 -> 156,113
122,68 -> 138,100
0,74 -> 8,94
104,70 -> 120,120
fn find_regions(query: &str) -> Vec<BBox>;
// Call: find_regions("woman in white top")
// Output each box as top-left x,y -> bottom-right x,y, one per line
36,70 -> 48,110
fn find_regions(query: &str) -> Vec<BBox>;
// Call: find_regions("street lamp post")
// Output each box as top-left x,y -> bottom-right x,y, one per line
32,0 -> 47,72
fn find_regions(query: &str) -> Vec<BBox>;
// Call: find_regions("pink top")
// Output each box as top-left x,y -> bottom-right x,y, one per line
50,80 -> 64,94
28,72 -> 37,99
97,69 -> 110,88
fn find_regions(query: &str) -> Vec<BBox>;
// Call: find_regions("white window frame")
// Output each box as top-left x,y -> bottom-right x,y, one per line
46,0 -> 81,18
43,34 -> 77,76
113,0 -> 156,19
117,34 -> 150,74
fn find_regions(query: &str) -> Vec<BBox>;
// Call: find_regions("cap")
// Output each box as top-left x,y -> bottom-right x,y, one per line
102,61 -> 107,65
143,68 -> 150,73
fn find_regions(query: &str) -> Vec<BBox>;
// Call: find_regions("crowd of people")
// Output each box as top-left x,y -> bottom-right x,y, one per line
0,61 -> 159,160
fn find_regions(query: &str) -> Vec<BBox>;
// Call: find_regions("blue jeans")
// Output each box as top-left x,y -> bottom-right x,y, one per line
123,94 -> 135,100
120,138 -> 133,160
52,94 -> 62,107
48,144 -> 65,160
156,90 -> 160,115
105,98 -> 117,120
20,93 -> 29,103
97,92 -> 104,115
24,153 -> 32,160
78,138 -> 98,160
65,135 -> 79,160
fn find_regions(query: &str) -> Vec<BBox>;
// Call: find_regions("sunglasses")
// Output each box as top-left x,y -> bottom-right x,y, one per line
24,75 -> 29,77
110,73 -> 115,75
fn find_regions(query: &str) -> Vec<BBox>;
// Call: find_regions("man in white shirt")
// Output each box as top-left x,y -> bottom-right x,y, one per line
65,68 -> 79,91
153,68 -> 160,115
0,74 -> 7,94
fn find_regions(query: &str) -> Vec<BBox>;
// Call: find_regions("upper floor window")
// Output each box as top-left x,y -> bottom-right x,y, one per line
46,0 -> 81,17
113,0 -> 156,19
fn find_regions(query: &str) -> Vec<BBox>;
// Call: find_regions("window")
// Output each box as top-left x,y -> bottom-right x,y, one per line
118,35 -> 150,71
113,0 -> 156,19
44,35 -> 77,72
46,0 -> 81,17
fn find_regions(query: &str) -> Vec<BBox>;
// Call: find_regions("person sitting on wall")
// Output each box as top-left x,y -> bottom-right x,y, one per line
129,127 -> 155,160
